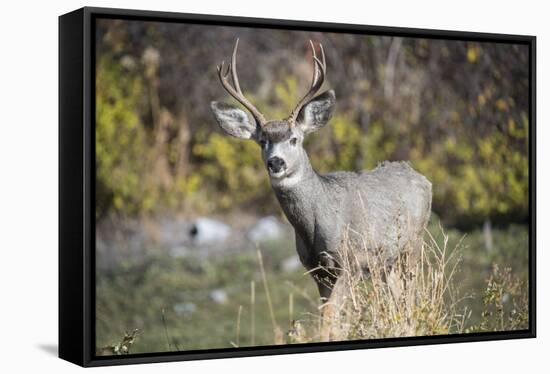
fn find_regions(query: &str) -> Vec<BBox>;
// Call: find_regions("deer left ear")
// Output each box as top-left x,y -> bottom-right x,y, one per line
296,90 -> 335,134
210,101 -> 257,140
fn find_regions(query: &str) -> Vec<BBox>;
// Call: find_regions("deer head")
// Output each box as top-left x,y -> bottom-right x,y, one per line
210,39 -> 335,186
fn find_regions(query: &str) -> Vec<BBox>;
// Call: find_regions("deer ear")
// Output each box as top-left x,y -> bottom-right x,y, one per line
297,90 -> 336,134
210,101 -> 257,139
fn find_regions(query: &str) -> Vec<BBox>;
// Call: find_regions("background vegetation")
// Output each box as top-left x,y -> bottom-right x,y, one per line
94,19 -> 530,354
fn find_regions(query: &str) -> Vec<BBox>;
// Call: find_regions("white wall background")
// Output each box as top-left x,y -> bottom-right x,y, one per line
0,0 -> 546,372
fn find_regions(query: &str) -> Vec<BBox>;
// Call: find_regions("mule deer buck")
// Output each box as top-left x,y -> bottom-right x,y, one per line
211,39 -> 432,341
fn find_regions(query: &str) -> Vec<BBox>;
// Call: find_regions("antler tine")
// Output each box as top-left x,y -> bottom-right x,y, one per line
309,40 -> 320,88
317,43 -> 326,76
288,40 -> 327,124
231,38 -> 243,95
216,39 -> 266,126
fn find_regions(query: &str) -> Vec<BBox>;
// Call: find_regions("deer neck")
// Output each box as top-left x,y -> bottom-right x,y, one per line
271,155 -> 324,240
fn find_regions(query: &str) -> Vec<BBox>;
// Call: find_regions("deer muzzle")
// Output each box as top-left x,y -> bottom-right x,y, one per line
267,156 -> 287,177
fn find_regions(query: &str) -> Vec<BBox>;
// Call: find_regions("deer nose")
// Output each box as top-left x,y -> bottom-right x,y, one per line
267,157 -> 286,173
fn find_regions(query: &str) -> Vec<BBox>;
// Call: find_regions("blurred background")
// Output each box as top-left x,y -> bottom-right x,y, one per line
95,18 -> 530,353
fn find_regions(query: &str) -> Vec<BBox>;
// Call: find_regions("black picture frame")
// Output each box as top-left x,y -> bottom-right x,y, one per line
59,6 -> 537,367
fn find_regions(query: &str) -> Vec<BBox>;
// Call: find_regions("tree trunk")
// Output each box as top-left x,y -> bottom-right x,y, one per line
483,218 -> 493,252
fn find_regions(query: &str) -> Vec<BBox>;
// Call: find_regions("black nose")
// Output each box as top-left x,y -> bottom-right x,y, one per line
267,157 -> 286,173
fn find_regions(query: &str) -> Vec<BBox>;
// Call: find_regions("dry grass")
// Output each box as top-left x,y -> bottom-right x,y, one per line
96,329 -> 140,356
328,226 -> 466,340
281,224 -> 471,343
280,225 -> 529,344
96,225 -> 529,354
472,263 -> 529,333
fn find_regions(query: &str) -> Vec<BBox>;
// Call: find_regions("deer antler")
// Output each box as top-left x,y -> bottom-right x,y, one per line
287,40 -> 327,125
216,39 -> 267,126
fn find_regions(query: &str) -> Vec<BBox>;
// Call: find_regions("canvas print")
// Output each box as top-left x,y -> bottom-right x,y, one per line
94,18 -> 530,355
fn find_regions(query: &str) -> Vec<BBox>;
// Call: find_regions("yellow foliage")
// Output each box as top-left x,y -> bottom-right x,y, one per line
95,58 -> 529,223
467,44 -> 480,63
192,132 -> 271,212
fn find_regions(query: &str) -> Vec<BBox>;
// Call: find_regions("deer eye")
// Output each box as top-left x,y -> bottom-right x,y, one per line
290,137 -> 297,146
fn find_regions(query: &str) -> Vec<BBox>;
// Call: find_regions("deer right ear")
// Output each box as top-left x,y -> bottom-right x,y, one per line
296,90 -> 336,134
210,101 -> 257,140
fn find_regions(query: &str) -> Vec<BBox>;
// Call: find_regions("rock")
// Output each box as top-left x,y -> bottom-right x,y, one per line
174,302 -> 197,316
281,255 -> 302,273
209,289 -> 228,304
169,245 -> 191,258
158,219 -> 189,247
247,216 -> 285,242
189,217 -> 232,246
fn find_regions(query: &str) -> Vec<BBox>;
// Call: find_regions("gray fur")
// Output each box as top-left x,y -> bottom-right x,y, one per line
261,120 -> 293,143
273,159 -> 432,299
211,90 -> 432,301
296,90 -> 336,134
210,102 -> 258,140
